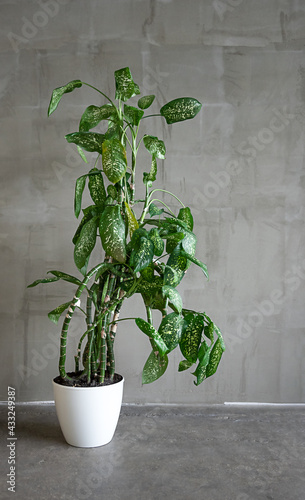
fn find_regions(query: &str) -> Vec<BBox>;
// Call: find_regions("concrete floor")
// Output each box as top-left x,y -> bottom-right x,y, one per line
0,404 -> 305,500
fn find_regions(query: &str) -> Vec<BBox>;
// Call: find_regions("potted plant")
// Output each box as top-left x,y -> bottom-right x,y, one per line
28,67 -> 225,447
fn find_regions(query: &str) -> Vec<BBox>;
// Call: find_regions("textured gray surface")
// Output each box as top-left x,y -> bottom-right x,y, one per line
0,404 -> 305,499
0,0 -> 305,403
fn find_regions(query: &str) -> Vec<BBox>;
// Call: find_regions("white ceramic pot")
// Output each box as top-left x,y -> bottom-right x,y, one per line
52,375 -> 124,448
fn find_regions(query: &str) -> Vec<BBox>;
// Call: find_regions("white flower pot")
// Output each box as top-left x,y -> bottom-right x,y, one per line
52,375 -> 124,448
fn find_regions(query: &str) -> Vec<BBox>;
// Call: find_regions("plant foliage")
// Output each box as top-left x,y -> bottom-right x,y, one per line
28,67 -> 225,387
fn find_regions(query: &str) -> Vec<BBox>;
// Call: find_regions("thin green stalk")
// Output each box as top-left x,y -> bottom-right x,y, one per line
59,262 -> 107,380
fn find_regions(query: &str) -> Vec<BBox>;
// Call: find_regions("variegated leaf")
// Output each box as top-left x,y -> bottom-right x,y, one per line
160,97 -> 202,124
66,132 -> 105,154
48,79 -> 82,116
142,350 -> 168,384
99,205 -> 126,263
158,312 -> 184,352
102,138 -> 127,184
138,94 -> 155,109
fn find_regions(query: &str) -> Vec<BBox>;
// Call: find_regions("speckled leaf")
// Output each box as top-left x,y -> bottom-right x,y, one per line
79,104 -> 116,132
48,270 -> 82,286
165,231 -> 185,253
180,250 -> 209,280
192,341 -> 211,386
178,359 -> 193,372
164,245 -> 188,286
102,138 -> 127,184
99,205 -> 126,263
74,175 -> 87,218
72,206 -> 102,245
124,104 -> 144,126
148,201 -> 163,216
160,97 -> 202,125
66,132 -> 105,155
148,228 -> 164,256
124,201 -> 139,237
214,324 -> 226,351
180,314 -> 204,363
27,276 -> 60,288
48,302 -> 71,324
203,322 -> 214,342
135,318 -> 168,356
74,217 -> 98,271
88,169 -> 106,207
158,312 -> 184,352
48,79 -> 82,116
177,207 -> 194,231
143,135 -> 166,159
206,339 -> 224,379
115,67 -> 138,102
130,237 -> 154,273
138,94 -> 155,110
143,157 -> 158,186
162,285 -> 183,314
142,351 -> 168,384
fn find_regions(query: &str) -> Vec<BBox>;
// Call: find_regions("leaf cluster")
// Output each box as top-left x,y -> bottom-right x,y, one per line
28,67 -> 224,387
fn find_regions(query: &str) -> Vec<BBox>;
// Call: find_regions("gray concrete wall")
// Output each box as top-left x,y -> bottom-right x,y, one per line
1,0 -> 304,403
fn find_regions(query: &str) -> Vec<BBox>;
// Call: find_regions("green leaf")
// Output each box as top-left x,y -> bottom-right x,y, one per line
48,271 -> 82,286
107,184 -> 118,200
163,262 -> 181,287
179,314 -> 204,363
130,237 -> 154,273
160,97 -> 202,125
102,138 -> 127,184
164,245 -> 188,286
178,359 -> 193,372
180,250 -> 209,280
143,135 -> 166,159
48,301 -> 71,324
162,285 -> 183,314
214,324 -> 226,351
48,80 -> 82,116
99,205 -> 126,263
66,132 -> 105,154
74,175 -> 87,218
148,201 -> 164,217
135,318 -> 168,356
140,263 -> 155,282
192,341 -> 211,386
124,201 -> 139,237
158,312 -> 184,352
124,104 -> 144,127
74,217 -> 98,271
79,104 -> 116,132
142,351 -> 168,384
115,67 -> 138,102
88,169 -> 106,207
165,231 -> 185,253
138,95 -> 155,110
72,206 -> 101,245
206,339 -> 224,379
177,207 -> 194,231
143,156 -> 158,186
148,228 -> 164,257
203,322 -> 214,342
27,276 -> 60,288
76,146 -> 88,163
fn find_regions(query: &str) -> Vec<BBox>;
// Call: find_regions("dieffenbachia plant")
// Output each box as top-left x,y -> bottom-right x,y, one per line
28,67 -> 225,386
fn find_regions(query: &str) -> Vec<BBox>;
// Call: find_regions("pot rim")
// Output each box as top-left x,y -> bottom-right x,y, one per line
52,374 -> 124,390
